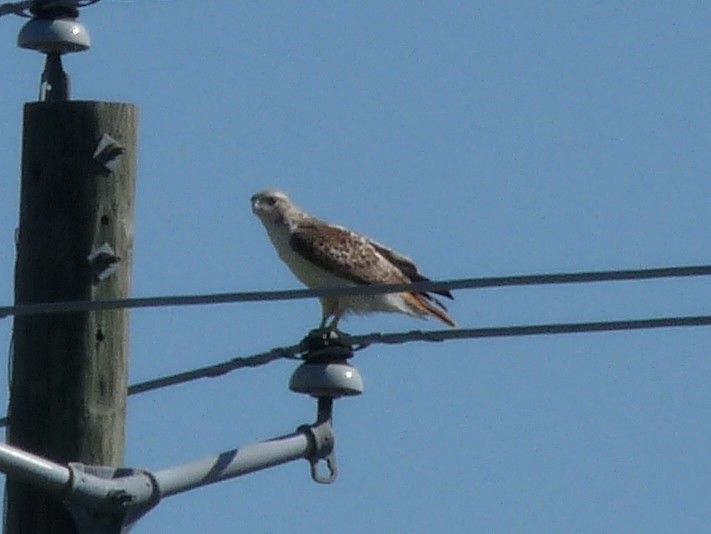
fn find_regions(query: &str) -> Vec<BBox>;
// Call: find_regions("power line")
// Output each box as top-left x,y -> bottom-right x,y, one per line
123,314 -> 711,395
0,1 -> 31,17
0,0 -> 101,18
128,344 -> 302,395
0,264 -> 710,319
346,314 -> 711,345
0,311 -> 706,428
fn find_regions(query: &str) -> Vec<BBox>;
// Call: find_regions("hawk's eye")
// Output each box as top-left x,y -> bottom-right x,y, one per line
265,197 -> 277,206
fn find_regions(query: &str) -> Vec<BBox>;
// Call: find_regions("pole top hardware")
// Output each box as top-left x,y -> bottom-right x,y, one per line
18,1 -> 90,54
289,329 -> 364,398
289,329 -> 365,484
18,16 -> 89,54
15,1 -> 93,101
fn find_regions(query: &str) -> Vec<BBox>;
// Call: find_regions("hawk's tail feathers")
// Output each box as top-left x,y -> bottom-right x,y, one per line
401,292 -> 457,328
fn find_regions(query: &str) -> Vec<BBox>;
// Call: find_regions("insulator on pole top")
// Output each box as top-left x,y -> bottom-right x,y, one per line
16,1 -> 91,101
290,329 -> 364,398
288,329 -> 364,484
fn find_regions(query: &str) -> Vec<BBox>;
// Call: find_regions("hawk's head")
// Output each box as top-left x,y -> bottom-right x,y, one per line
251,190 -> 298,226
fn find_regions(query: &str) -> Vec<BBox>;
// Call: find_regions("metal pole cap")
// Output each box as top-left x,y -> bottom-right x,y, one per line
290,361 -> 364,398
18,17 -> 90,54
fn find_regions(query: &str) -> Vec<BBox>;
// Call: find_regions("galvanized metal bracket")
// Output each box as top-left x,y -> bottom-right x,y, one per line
93,133 -> 125,174
299,398 -> 337,484
87,242 -> 121,282
63,464 -> 160,534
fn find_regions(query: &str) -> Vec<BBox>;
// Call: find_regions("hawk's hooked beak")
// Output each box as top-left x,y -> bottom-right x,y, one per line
251,196 -> 261,213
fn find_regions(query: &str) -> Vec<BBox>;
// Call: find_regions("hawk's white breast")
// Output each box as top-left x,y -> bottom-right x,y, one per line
261,219 -> 357,289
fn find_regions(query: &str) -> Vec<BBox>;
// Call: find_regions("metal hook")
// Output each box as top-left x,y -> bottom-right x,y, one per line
308,449 -> 338,484
299,398 -> 338,484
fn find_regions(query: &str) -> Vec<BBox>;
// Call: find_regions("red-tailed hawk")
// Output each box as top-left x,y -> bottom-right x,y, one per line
251,190 -> 456,331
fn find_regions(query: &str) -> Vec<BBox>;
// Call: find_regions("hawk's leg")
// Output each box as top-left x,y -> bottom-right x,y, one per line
326,316 -> 340,333
319,296 -> 339,330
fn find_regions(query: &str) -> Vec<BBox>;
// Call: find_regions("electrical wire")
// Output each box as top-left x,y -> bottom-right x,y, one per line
0,0 -> 101,17
126,314 -> 711,396
127,314 -> 711,397
1,264 -> 710,319
128,344 -> 302,395
0,1 -> 31,16
1,312 -> 709,428
345,315 -> 711,345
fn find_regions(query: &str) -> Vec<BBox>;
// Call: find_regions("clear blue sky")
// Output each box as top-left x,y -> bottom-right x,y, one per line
1,2 -> 710,532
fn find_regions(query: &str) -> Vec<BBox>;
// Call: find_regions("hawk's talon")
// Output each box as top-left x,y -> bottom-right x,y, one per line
300,328 -> 354,362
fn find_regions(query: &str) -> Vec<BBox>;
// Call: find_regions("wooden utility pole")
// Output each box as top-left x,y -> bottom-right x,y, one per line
4,101 -> 138,534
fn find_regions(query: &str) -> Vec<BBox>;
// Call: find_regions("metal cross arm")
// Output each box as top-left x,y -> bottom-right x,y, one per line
0,420 -> 338,533
0,443 -> 157,531
154,428 -> 326,499
0,330 -> 363,532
